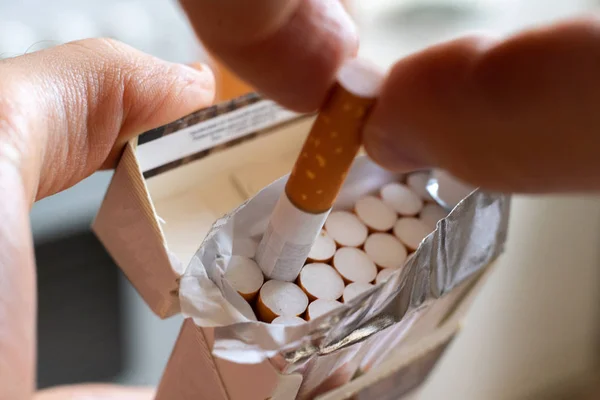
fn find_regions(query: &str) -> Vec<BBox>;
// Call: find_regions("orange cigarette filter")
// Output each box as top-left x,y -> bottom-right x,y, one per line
286,79 -> 377,214
256,58 -> 385,282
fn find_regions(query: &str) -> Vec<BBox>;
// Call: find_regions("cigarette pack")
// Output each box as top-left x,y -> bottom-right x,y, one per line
92,93 -> 510,399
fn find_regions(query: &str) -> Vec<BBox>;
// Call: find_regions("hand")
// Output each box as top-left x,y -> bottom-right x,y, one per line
0,38 -> 214,399
181,1 -> 600,193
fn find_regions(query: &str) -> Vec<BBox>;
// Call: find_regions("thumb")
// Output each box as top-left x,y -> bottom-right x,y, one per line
0,38 -> 215,202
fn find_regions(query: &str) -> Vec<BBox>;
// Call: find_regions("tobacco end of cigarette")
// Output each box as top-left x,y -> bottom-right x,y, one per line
257,280 -> 308,323
224,255 -> 264,302
299,263 -> 345,301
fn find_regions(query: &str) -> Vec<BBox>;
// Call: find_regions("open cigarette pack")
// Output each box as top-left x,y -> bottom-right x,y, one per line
92,90 -> 510,399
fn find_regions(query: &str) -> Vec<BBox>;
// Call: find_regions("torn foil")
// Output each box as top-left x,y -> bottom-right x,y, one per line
179,155 -> 510,376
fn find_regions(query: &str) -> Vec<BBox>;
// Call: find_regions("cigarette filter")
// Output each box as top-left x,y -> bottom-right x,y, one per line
255,58 -> 384,282
257,280 -> 309,323
420,203 -> 448,231
306,230 -> 337,263
342,282 -> 374,303
325,210 -> 368,247
380,182 -> 423,217
364,233 -> 407,270
376,268 -> 395,284
333,247 -> 378,284
271,315 -> 307,325
306,299 -> 343,321
406,171 -> 434,201
354,195 -> 397,232
223,255 -> 264,302
393,217 -> 432,252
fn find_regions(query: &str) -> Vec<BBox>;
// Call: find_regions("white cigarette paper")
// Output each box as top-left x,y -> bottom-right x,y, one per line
223,255 -> 264,301
307,299 -> 343,321
342,282 -> 374,303
364,233 -> 407,270
333,247 -> 377,284
380,182 -> 423,216
255,194 -> 329,282
299,263 -> 345,301
354,195 -> 397,232
325,211 -> 368,247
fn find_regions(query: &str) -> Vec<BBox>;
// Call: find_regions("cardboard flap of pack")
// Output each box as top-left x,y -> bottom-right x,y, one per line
92,93 -> 311,318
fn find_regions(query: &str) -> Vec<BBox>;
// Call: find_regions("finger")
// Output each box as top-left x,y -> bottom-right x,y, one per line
0,38 -> 214,201
34,384 -> 155,400
179,0 -> 358,112
363,17 -> 600,193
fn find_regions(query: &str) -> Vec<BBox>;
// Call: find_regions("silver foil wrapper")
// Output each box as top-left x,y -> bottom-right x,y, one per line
179,155 -> 510,396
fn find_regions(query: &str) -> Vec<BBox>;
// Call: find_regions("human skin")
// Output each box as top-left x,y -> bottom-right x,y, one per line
1,2 -> 600,399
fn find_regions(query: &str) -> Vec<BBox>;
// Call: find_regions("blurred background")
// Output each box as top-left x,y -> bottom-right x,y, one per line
0,0 -> 597,392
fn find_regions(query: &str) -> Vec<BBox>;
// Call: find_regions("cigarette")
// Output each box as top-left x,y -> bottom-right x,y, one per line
306,299 -> 343,321
271,315 -> 307,325
307,230 -> 337,263
257,280 -> 309,323
342,282 -> 374,303
332,247 -> 377,284
393,217 -> 432,252
354,195 -> 397,232
223,255 -> 264,302
380,182 -> 423,217
375,268 -> 396,284
255,58 -> 384,282
419,203 -> 448,231
325,210 -> 368,247
406,171 -> 434,202
298,263 -> 345,301
363,233 -> 407,270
